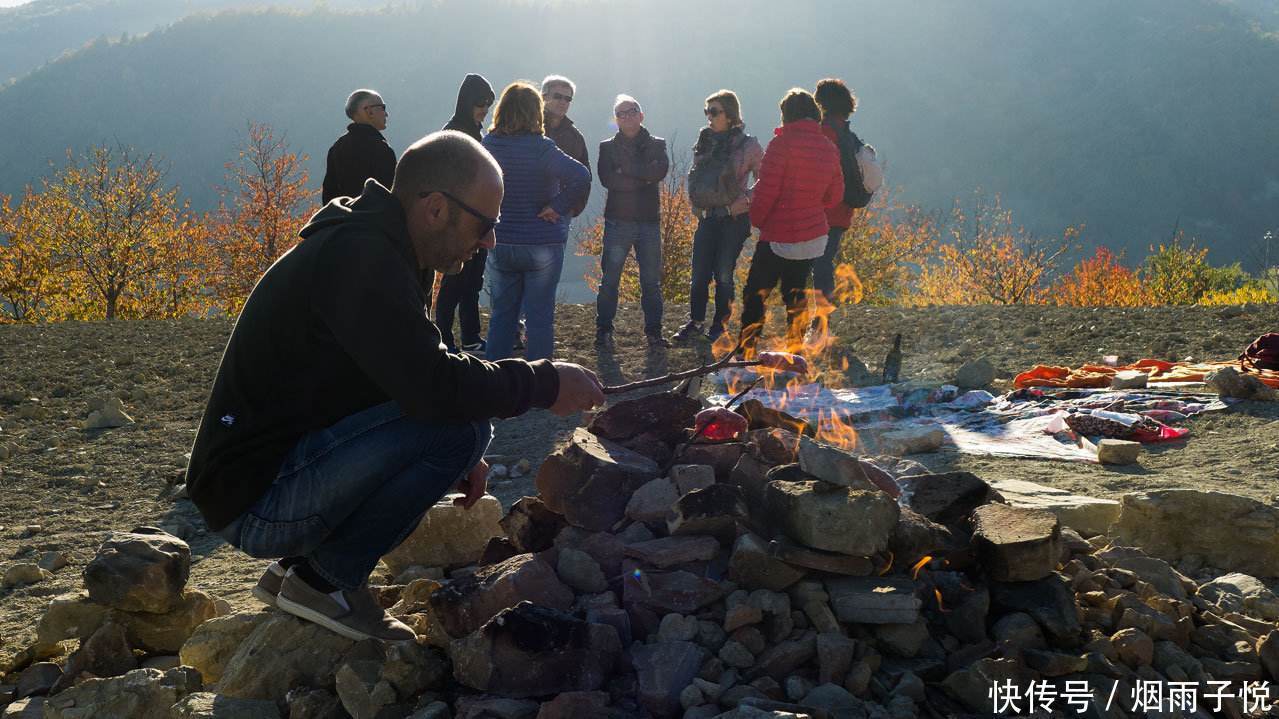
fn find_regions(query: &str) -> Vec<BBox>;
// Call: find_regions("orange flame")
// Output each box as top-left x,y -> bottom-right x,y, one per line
911,555 -> 933,580
814,408 -> 859,452
832,263 -> 864,306
877,551 -> 894,576
934,588 -> 950,613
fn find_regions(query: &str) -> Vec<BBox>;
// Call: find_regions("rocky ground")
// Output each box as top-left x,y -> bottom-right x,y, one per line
1,302 -> 1276,677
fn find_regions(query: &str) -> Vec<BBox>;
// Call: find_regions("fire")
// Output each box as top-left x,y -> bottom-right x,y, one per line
814,407 -> 858,452
933,588 -> 950,613
911,555 -> 933,580
832,263 -> 864,306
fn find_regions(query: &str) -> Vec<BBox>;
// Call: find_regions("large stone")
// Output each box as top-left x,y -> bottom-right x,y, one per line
588,391 -> 701,444
535,691 -> 609,719
888,507 -> 959,566
1094,546 -> 1191,600
334,639 -> 447,718
179,612 -> 266,685
766,481 -> 898,557
382,493 -> 502,573
989,575 -> 1083,647
500,497 -> 567,554
667,484 -> 749,541
625,536 -> 721,569
728,453 -> 775,514
43,667 -> 201,719
83,527 -> 190,613
1259,631 -> 1279,682
631,640 -> 707,718
767,539 -> 874,577
451,602 -> 621,698
623,565 -> 727,615
217,613 -> 356,701
674,442 -> 746,483
729,533 -> 807,591
878,426 -> 946,457
971,503 -> 1061,582
553,527 -> 626,579
825,577 -> 921,625
1199,573 -> 1279,621
987,478 -> 1120,537
36,588 -> 217,655
815,633 -> 855,686
799,683 -> 865,718
1097,439 -> 1141,465
536,428 -> 660,531
51,622 -> 136,693
1111,489 -> 1279,577
627,477 -> 680,523
796,436 -> 877,491
171,692 -> 282,719
2,698 -> 45,719
430,553 -> 575,638
753,631 -> 818,680
556,548 -> 608,593
1206,366 -> 1278,401
284,687 -> 346,719
953,358 -> 995,389
16,663 -> 61,699
2,564 -> 50,588
454,696 -> 539,719
940,658 -> 1032,714
898,471 -> 995,526
671,464 -> 717,495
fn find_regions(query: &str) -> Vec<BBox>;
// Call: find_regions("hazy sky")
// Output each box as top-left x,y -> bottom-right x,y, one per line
0,0 -> 33,6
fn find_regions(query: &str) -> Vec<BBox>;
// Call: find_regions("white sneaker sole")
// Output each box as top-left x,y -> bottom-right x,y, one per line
250,585 -> 278,607
275,594 -> 376,642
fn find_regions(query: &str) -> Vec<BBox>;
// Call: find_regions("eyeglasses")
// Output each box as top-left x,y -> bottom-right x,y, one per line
615,107 -> 641,119
546,92 -> 573,103
704,107 -> 723,118
419,190 -> 499,236
365,103 -> 387,112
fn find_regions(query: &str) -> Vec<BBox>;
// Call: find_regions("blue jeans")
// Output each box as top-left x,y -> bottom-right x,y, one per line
486,243 -> 565,361
689,214 -> 751,332
217,401 -> 492,589
810,226 -> 847,304
596,219 -> 663,335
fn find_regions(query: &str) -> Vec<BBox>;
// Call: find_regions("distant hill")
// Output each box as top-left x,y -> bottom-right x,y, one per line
0,0 -> 386,85
0,0 -> 1276,302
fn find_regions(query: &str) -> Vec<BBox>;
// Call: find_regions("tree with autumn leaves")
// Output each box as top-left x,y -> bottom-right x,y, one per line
0,123 -> 313,322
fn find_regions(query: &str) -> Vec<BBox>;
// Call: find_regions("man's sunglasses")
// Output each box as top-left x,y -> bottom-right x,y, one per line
704,107 -> 723,118
615,108 -> 641,119
366,103 -> 387,112
420,190 -> 499,236
546,92 -> 574,103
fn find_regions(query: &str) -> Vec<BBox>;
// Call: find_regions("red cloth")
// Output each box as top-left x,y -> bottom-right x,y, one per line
819,122 -> 855,229
749,119 -> 843,245
1014,359 -> 1279,389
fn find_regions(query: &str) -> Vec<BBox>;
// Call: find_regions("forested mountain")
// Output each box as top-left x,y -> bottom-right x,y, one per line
0,0 -> 386,84
0,0 -> 1276,302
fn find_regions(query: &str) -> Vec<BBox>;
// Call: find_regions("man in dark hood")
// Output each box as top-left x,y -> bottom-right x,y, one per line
186,131 -> 604,641
437,74 -> 496,352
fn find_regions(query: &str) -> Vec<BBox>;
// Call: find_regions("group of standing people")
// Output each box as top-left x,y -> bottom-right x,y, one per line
321,75 -> 871,362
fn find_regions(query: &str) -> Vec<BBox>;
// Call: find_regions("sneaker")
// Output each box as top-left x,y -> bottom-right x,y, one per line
647,333 -> 672,349
251,560 -> 286,607
671,321 -> 703,344
706,324 -> 726,343
274,567 -> 416,641
595,329 -> 615,351
461,339 -> 486,355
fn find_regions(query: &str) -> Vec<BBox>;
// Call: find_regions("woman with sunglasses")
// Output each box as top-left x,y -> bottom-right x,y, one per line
436,73 -> 496,354
481,81 -> 590,361
672,89 -> 764,345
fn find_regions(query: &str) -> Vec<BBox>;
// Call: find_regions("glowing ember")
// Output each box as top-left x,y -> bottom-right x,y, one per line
911,555 -> 933,580
934,588 -> 949,613
877,551 -> 894,576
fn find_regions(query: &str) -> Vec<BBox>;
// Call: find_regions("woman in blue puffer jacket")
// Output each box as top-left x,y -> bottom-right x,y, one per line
482,81 -> 590,361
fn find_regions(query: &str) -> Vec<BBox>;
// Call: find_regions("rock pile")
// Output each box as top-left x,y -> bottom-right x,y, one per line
5,391 -> 1279,718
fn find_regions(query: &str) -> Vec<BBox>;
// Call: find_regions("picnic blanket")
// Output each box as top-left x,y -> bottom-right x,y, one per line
708,371 -> 1229,463
1014,358 -> 1279,389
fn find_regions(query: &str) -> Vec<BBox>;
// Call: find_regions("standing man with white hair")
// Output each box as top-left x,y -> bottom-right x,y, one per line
595,94 -> 670,350
321,89 -> 397,203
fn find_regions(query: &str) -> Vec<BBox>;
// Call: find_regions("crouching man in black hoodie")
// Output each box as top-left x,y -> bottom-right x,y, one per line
435,73 -> 496,353
185,131 -> 605,641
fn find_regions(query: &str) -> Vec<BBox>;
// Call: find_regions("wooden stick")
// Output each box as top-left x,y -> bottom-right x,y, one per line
602,360 -> 761,394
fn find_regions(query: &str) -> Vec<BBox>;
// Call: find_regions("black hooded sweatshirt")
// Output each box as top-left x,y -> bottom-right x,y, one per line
442,74 -> 495,142
185,180 -> 559,530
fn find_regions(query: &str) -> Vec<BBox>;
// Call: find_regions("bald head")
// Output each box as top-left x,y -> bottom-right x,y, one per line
391,130 -> 501,206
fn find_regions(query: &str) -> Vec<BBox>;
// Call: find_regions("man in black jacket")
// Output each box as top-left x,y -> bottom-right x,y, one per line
595,94 -> 670,350
320,89 -> 397,204
435,74 -> 496,353
187,131 -> 604,641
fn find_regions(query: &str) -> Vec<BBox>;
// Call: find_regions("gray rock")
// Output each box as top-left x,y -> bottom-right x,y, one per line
1206,366 -> 1277,401
1097,439 -> 1141,465
657,613 -> 700,643
632,641 -> 707,718
171,692 -> 282,719
83,527 -> 190,614
2,563 -> 50,588
971,503 -> 1060,582
825,577 -> 921,625
454,696 -> 539,719
557,548 -> 608,593
953,358 -> 995,389
1111,489 -> 1279,578
1198,572 -> 1279,620
16,663 -> 61,699
729,533 -> 807,592
535,428 -> 660,531
43,667 -> 200,719
382,493 -> 503,573
82,397 -> 134,430
800,683 -> 866,718
626,536 -> 721,569
989,575 -> 1082,648
877,426 -> 945,457
218,613 -> 356,701
767,481 -> 898,557
671,464 -> 716,495
627,477 -> 681,523
430,553 -> 575,638
796,437 -> 878,491
51,621 -> 137,693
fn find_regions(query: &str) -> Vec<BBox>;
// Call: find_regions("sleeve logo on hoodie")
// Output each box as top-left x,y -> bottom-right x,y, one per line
220,413 -> 236,427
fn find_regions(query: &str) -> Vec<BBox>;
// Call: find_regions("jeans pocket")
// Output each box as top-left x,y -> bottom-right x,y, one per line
236,513 -> 328,558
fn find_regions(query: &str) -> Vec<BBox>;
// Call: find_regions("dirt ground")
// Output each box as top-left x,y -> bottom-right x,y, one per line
1,302 -> 1277,664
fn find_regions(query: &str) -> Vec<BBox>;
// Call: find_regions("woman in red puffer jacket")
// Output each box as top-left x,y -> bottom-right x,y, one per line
737,88 -> 843,357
